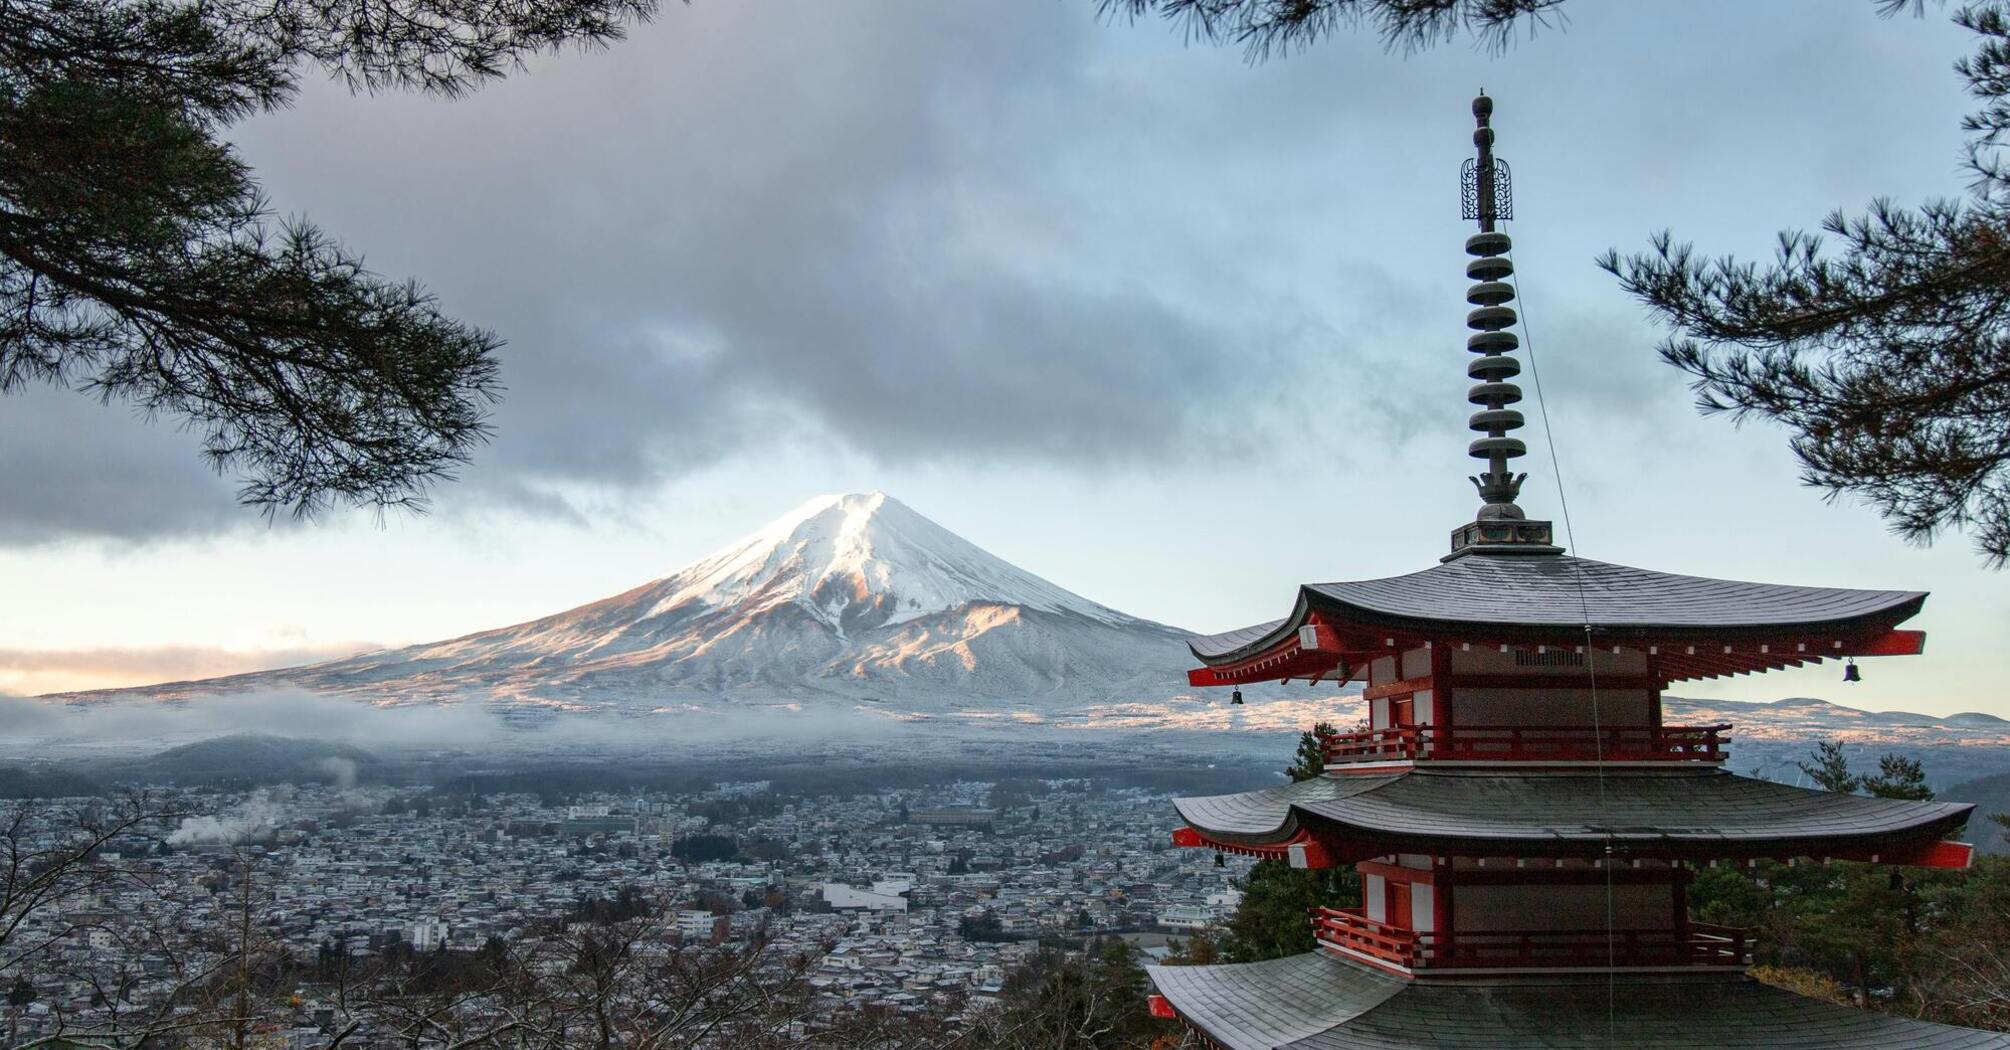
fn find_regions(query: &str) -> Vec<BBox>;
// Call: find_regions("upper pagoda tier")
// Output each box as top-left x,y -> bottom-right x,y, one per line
1187,554 -> 1926,687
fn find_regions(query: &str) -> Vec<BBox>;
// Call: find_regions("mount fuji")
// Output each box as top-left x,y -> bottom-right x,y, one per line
37,496 -> 2010,774
89,493 -> 1201,712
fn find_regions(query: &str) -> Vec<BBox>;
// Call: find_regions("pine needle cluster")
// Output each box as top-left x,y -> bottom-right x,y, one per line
0,0 -> 658,517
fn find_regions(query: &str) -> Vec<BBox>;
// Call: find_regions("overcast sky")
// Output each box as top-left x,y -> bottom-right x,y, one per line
4,1 -> 2005,715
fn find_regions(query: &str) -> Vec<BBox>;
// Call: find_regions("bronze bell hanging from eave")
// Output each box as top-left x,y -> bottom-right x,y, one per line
1844,659 -> 1862,683
1230,688 -> 1244,706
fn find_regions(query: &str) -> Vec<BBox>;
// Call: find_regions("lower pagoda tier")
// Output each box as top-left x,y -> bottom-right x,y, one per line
1172,768 -> 1976,866
1145,955 -> 2010,1049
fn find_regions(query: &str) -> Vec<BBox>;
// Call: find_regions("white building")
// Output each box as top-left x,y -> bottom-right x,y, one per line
1156,905 -> 1215,930
676,910 -> 724,942
822,883 -> 909,913
409,918 -> 448,951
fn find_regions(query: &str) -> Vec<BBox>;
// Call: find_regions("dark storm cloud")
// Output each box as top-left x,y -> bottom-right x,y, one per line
189,1 -> 1326,515
0,388 -> 244,544
0,2 -> 1974,543
2,2 -> 1328,542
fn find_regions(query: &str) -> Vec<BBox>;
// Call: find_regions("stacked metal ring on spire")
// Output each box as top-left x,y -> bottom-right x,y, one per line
1464,231 -> 1527,517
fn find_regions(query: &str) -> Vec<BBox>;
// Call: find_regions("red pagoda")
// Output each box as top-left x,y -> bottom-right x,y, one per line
1142,96 -> 2003,1049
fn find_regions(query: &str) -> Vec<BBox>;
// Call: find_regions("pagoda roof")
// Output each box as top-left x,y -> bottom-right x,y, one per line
1188,555 -> 1926,685
1173,769 -> 1973,864
1146,954 -> 2010,1049
1193,556 -> 1923,660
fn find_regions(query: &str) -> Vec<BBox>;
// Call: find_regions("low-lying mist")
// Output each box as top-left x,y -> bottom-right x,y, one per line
0,689 -> 950,753
0,688 -> 1356,755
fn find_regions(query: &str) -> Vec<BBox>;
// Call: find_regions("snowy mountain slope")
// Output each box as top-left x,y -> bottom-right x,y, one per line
69,493 -> 1200,710
643,493 -> 1137,633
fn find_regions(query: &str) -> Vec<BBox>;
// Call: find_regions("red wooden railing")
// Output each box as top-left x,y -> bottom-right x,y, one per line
1310,908 -> 1751,970
1319,723 -> 1731,764
1311,907 -> 1420,966
1421,922 -> 1750,968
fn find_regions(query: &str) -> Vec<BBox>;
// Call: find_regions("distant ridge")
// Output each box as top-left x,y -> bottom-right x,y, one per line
1666,695 -> 2010,737
36,498 -> 2010,759
128,734 -> 380,786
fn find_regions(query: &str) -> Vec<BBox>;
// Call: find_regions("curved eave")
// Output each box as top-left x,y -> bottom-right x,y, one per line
1147,956 -> 2010,1050
1187,557 -> 1928,682
1188,621 -> 1925,688
1170,771 -> 1976,867
1300,586 -> 1927,650
1189,597 -> 1926,688
1188,617 -> 1294,662
1189,586 -> 1927,666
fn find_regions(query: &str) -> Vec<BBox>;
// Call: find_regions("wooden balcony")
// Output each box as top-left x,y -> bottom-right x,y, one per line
1424,923 -> 1752,969
1319,723 -> 1730,765
1311,906 -> 1421,966
1311,908 -> 1751,971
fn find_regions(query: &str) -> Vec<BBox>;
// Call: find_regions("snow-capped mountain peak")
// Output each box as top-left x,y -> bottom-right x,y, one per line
74,492 -> 1194,710
649,492 -> 1132,634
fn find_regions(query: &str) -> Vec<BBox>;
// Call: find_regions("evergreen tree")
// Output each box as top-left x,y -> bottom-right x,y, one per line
959,909 -> 1008,942
1,0 -> 655,516
1284,721 -> 1337,782
1919,855 -> 2010,1029
1693,744 -> 1970,1012
1218,860 -> 1361,962
6,972 -> 30,1039
971,943 -> 1171,1048
1162,932 -> 1221,965
1800,739 -> 1862,794
670,833 -> 738,864
1800,742 -> 1935,801
1100,0 -> 1559,62
1217,725 -> 1364,961
1773,859 -> 1924,1008
1864,754 -> 1935,800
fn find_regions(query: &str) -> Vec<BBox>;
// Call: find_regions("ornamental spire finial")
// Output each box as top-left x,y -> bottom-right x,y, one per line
1446,93 -> 1560,561
1464,92 -> 1509,231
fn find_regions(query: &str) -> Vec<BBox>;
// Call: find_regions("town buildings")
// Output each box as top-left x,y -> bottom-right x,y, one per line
3,775 -> 1239,1042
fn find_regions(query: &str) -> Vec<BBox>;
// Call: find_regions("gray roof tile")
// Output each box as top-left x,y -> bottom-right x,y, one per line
1191,556 -> 1924,661
1173,770 -> 1974,852
1146,954 -> 1404,1049
1149,956 -> 2010,1049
